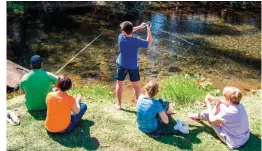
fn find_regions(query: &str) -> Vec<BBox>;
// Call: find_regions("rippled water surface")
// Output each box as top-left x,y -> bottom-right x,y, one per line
7,7 -> 261,100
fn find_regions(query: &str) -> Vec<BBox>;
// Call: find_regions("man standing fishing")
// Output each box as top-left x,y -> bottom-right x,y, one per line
115,21 -> 152,110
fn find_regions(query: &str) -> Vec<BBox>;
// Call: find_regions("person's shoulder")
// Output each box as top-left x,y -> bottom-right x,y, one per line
138,94 -> 150,101
152,98 -> 161,104
48,91 -> 57,96
223,104 -> 239,115
21,71 -> 33,81
138,94 -> 145,99
118,33 -> 125,39
46,91 -> 57,100
64,93 -> 75,101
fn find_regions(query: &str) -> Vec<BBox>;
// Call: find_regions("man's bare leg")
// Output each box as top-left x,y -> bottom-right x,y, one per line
131,81 -> 141,100
115,80 -> 124,110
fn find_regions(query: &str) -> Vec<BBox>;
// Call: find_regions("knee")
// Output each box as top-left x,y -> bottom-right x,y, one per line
80,103 -> 88,112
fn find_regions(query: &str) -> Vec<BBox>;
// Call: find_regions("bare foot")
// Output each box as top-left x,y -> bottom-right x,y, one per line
188,113 -> 201,122
114,104 -> 122,110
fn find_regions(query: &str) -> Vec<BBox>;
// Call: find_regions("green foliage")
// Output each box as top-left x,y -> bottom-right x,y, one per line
106,1 -> 144,15
230,1 -> 247,8
7,1 -> 26,14
7,2 -> 24,11
69,83 -> 113,101
158,75 -> 210,107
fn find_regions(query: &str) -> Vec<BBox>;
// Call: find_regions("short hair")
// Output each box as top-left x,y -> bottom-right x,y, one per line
31,63 -> 42,69
120,21 -> 133,35
145,80 -> 159,98
223,86 -> 242,105
56,75 -> 72,92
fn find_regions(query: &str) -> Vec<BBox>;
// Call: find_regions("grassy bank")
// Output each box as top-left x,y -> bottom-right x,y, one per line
7,75 -> 261,151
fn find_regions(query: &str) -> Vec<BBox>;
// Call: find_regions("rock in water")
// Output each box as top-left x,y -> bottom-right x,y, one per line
168,66 -> 181,72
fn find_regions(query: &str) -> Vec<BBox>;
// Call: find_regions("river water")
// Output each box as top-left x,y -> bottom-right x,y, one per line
7,6 -> 261,102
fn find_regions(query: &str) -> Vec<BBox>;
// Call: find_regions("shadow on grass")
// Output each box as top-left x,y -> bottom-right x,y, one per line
28,110 -> 47,120
121,108 -> 137,114
47,119 -> 100,150
156,116 -> 202,150
237,133 -> 261,151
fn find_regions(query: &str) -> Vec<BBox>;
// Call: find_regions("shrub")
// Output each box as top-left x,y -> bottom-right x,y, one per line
158,75 -> 210,107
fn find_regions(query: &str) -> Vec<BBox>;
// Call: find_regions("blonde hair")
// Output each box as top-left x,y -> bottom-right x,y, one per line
223,86 -> 242,105
145,80 -> 159,98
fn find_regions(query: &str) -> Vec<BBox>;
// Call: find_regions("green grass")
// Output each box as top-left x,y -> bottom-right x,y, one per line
69,84 -> 114,101
7,82 -> 261,151
158,75 -> 212,108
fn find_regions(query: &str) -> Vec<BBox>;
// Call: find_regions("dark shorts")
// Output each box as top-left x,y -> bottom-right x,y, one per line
115,64 -> 140,82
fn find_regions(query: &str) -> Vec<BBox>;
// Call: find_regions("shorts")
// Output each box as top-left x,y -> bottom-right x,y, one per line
115,64 -> 140,82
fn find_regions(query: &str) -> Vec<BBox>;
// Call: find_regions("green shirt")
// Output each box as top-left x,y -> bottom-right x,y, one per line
19,69 -> 57,111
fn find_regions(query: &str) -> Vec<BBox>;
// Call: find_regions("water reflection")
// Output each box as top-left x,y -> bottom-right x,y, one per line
7,7 -> 261,92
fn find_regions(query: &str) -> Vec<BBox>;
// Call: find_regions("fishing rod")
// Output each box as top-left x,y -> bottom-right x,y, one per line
55,33 -> 102,74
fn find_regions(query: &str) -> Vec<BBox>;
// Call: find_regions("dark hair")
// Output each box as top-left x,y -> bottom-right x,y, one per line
56,75 -> 72,92
120,21 -> 133,35
31,63 -> 42,69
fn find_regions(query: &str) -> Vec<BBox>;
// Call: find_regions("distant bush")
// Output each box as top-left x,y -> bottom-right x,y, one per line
106,1 -> 144,15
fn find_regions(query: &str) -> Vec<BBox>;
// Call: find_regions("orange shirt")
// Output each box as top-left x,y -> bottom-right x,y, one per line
45,92 -> 75,132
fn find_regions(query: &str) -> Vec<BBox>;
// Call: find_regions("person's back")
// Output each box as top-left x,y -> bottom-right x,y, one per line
219,103 -> 250,148
19,55 -> 57,111
137,94 -> 164,133
45,91 -> 75,133
117,33 -> 148,69
45,75 -> 87,134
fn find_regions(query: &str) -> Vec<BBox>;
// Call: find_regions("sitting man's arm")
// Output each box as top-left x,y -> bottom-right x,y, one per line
71,95 -> 81,114
47,72 -> 58,86
159,112 -> 169,124
206,100 -> 224,126
19,79 -> 25,95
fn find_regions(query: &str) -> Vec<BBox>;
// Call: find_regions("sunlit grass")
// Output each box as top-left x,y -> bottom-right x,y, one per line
158,75 -> 211,107
7,82 -> 261,151
69,83 -> 114,101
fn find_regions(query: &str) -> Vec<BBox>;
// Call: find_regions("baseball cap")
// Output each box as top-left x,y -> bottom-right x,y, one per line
30,55 -> 42,65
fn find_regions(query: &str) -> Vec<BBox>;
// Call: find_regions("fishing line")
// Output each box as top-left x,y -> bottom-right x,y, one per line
55,33 -> 102,74
146,21 -> 194,46
158,29 -> 194,45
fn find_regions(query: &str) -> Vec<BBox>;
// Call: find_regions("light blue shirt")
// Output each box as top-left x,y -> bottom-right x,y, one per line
136,94 -> 164,133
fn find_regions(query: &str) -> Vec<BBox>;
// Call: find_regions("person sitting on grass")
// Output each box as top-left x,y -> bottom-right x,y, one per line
19,55 -> 57,111
188,86 -> 250,149
136,80 -> 188,138
45,75 -> 87,134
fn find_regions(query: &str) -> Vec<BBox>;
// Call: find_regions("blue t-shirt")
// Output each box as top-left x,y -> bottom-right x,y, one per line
136,94 -> 164,133
116,34 -> 149,69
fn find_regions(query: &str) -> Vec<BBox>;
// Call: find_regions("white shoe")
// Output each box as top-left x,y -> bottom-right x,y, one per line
6,110 -> 20,126
174,120 -> 183,130
178,121 -> 189,134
